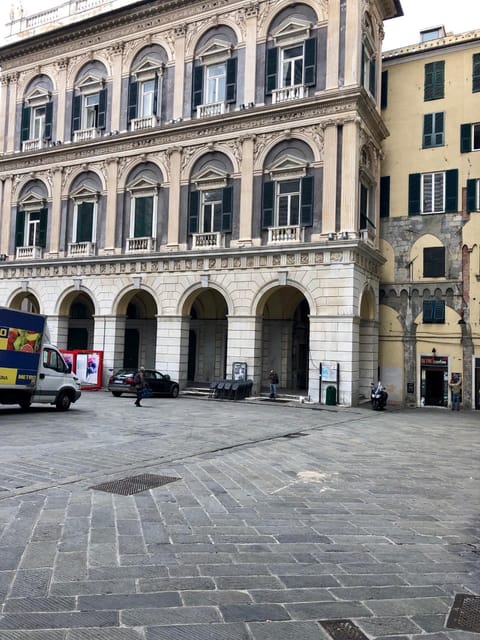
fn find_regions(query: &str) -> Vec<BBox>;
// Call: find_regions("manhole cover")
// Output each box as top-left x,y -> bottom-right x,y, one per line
319,620 -> 369,640
90,473 -> 180,496
446,594 -> 480,632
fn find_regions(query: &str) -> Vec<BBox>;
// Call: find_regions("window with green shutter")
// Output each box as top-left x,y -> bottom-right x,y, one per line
423,112 -> 444,147
466,179 -> 480,213
76,202 -> 94,243
423,247 -> 445,277
424,61 -> 445,101
423,300 -> 445,324
133,196 -> 153,238
473,53 -> 480,93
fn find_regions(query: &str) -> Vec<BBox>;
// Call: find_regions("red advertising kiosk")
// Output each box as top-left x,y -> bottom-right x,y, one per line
60,350 -> 103,390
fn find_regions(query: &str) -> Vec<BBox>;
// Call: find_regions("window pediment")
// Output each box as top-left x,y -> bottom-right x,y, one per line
194,167 -> 229,190
272,18 -> 312,46
269,155 -> 307,180
70,185 -> 99,202
127,176 -> 159,193
19,191 -> 46,211
75,74 -> 105,94
132,58 -> 163,81
25,87 -> 51,107
197,39 -> 232,64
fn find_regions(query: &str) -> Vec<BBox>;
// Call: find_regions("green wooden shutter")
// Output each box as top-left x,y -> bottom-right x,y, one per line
134,196 -> 153,237
97,88 -> 107,129
380,176 -> 390,218
225,58 -> 237,103
434,112 -> 444,145
192,66 -> 204,110
381,70 -> 388,109
423,114 -> 433,147
153,75 -> 159,115
369,58 -> 376,96
300,176 -> 313,226
423,247 -> 445,277
72,95 -> 81,134
266,47 -> 278,95
473,53 -> 480,93
460,123 -> 472,152
44,102 -> 53,140
21,105 -> 31,142
127,80 -> 138,122
221,186 -> 232,232
188,190 -> 199,234
445,169 -> 458,213
408,173 -> 421,215
38,208 -> 48,248
303,37 -> 317,86
424,61 -> 444,101
262,181 -> 274,228
15,211 -> 25,248
77,202 -> 94,242
466,179 -> 478,213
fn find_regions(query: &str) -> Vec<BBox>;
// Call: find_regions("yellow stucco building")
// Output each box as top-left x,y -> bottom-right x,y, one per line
380,26 -> 480,408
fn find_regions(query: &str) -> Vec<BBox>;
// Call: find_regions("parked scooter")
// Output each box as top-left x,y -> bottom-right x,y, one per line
371,381 -> 388,410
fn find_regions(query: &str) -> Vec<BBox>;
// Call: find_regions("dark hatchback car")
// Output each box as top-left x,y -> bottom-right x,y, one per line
108,369 -> 180,398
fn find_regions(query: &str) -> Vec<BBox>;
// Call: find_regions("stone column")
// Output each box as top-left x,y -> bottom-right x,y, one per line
103,157 -> 119,255
47,168 -> 63,257
0,176 -> 13,256
46,315 -> 69,348
308,314 -> 356,406
93,314 -> 125,387
108,42 -> 125,132
6,73 -> 19,153
235,135 -> 255,246
321,123 -> 338,234
166,147 -> 182,250
344,0 -> 361,86
173,25 -> 187,120
340,119 -> 359,233
243,5 -> 258,105
155,315 -> 187,386
0,75 -> 10,153
54,58 -> 69,143
226,315 -> 262,394
326,0 -> 341,89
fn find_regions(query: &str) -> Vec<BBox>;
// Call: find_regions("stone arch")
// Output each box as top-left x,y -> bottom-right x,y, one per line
187,21 -> 241,59
124,41 -> 170,72
118,158 -> 167,192
112,284 -> 160,317
67,57 -> 111,90
259,1 -> 325,41
63,166 -> 107,196
183,147 -> 239,180
359,285 -> 376,321
13,177 -> 51,203
7,289 -> 41,314
254,135 -> 317,172
178,281 -> 233,318
252,278 -> 315,317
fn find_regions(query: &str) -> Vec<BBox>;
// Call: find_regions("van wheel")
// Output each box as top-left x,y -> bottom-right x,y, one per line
112,391 -> 122,397
56,392 -> 71,411
19,399 -> 32,411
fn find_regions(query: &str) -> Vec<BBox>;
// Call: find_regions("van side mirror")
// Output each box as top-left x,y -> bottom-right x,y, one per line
65,363 -> 72,373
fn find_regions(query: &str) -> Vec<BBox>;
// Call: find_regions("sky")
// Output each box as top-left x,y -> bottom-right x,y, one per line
1,0 -> 480,49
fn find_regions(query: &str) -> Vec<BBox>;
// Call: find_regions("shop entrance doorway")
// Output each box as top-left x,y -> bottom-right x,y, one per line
421,355 -> 448,407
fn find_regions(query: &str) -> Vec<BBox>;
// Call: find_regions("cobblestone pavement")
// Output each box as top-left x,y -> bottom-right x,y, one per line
0,393 -> 478,639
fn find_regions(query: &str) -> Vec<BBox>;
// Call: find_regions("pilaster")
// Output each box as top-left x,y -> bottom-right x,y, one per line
340,119 -> 359,232
173,25 -> 187,120
166,147 -> 182,250
103,157 -> 119,254
47,168 -> 63,257
321,124 -> 338,234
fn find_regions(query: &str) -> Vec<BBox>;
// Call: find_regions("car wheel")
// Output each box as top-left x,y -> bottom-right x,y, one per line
111,391 -> 122,397
56,392 -> 71,411
170,385 -> 179,398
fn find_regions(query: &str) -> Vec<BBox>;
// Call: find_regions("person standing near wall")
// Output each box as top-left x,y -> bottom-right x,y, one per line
134,366 -> 146,407
269,369 -> 279,400
448,373 -> 462,411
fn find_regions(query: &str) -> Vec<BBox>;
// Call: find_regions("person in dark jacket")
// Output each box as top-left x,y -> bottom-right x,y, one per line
269,369 -> 279,399
134,366 -> 146,407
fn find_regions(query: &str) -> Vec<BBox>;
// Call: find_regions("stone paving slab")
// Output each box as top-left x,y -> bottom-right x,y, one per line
0,396 -> 479,639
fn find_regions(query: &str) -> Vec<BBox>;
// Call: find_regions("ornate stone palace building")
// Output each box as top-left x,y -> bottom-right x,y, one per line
0,0 -> 402,404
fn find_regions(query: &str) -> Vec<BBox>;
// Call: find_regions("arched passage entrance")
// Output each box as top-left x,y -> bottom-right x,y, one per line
67,293 -> 95,350
183,288 -> 228,385
116,291 -> 158,370
257,286 -> 310,394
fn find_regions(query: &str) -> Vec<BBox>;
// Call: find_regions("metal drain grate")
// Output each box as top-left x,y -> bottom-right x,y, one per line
90,473 -> 180,496
446,594 -> 480,632
319,620 -> 369,640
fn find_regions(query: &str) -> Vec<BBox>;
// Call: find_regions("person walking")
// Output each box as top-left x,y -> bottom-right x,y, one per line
269,369 -> 279,400
449,373 -> 462,411
134,366 -> 146,407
